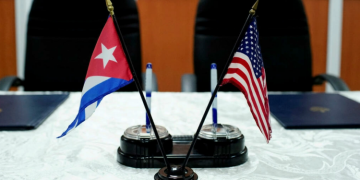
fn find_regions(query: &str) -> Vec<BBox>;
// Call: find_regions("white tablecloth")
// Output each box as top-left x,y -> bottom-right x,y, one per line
1,92 -> 360,180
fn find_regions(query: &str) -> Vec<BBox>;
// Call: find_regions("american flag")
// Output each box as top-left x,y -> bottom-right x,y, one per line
221,17 -> 271,142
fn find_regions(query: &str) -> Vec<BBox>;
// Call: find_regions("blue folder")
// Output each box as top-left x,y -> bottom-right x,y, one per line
0,94 -> 69,130
268,93 -> 360,129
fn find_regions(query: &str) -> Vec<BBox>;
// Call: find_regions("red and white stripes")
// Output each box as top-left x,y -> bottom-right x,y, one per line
222,52 -> 271,142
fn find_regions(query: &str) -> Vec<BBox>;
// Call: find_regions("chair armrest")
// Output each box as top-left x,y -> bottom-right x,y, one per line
0,76 -> 23,91
181,74 -> 197,92
313,74 -> 350,91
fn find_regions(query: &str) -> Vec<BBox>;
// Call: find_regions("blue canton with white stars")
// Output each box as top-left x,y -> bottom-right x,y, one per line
238,17 -> 264,79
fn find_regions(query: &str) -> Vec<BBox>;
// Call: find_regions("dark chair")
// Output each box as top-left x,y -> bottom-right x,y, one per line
0,0 -> 141,91
183,0 -> 349,92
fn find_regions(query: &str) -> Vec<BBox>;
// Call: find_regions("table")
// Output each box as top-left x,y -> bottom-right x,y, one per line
1,92 -> 360,180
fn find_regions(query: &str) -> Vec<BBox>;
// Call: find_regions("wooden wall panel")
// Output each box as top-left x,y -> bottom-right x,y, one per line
3,0 -> 348,92
138,0 -> 329,92
137,0 -> 199,92
302,0 -> 329,92
0,0 -> 17,82
341,0 -> 360,90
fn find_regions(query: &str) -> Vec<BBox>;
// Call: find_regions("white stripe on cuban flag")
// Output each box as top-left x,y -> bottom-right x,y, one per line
82,76 -> 109,119
82,76 -> 110,96
57,76 -> 109,137
58,76 -> 133,138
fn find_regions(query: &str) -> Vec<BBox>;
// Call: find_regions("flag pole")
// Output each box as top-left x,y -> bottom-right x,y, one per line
181,0 -> 259,171
105,0 -> 171,171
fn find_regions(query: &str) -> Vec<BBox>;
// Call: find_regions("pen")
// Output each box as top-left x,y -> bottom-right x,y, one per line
211,63 -> 218,132
145,63 -> 152,133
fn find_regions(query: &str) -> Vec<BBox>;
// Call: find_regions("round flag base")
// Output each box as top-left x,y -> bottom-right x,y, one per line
154,166 -> 198,180
119,134 -> 173,157
195,124 -> 246,156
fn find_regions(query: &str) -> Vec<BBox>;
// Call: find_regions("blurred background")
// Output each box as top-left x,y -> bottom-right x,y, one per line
0,0 -> 359,92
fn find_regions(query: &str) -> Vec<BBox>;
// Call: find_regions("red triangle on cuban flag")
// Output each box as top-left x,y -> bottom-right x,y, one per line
85,16 -> 133,81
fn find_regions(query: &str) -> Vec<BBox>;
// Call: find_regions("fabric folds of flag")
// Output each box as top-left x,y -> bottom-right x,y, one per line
221,17 -> 271,142
58,16 -> 133,138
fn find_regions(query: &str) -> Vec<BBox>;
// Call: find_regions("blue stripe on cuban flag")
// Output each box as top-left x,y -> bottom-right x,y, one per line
57,76 -> 133,138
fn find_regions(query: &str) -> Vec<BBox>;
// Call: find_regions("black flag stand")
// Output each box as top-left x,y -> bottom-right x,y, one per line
105,0 -> 171,172
181,0 -> 260,172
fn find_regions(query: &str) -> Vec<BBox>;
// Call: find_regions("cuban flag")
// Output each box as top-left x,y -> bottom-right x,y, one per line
58,16 -> 133,138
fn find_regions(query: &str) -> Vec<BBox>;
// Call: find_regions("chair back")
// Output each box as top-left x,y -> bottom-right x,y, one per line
24,0 -> 141,91
194,0 -> 313,92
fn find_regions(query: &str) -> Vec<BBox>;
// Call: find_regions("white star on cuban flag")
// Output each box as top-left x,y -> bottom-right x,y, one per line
58,16 -> 133,138
95,44 -> 118,68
